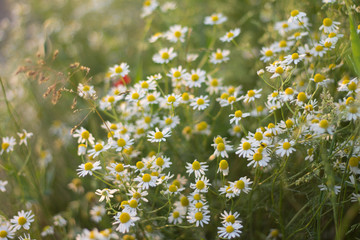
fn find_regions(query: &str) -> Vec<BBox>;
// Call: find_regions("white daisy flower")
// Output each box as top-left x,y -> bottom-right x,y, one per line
282,52 -> 306,65
152,47 -> 177,64
288,10 -> 307,23
206,75 -> 223,95
0,180 -> 8,192
164,184 -> 185,195
10,210 -> 35,231
218,159 -> 229,176
141,0 -> 159,18
147,127 -> 171,143
220,211 -> 241,224
239,89 -> 262,103
90,205 -> 106,223
311,119 -> 334,135
127,188 -> 149,202
1,137 -> 16,155
77,83 -> 97,99
134,173 -> 157,190
190,176 -> 211,193
209,49 -> 230,64
288,31 -> 308,41
72,127 -> 95,145
0,222 -> 15,239
236,139 -> 255,158
111,135 -> 135,152
165,25 -> 188,43
160,115 -> 180,129
186,209 -> 210,227
229,110 -> 250,125
190,95 -> 210,110
53,215 -> 67,227
230,177 -> 252,195
167,66 -> 187,81
312,44 -> 327,57
260,47 -> 275,62
319,18 -> 340,33
220,28 -> 241,42
109,63 -> 130,78
218,222 -> 243,239
77,161 -> 101,177
41,226 -> 54,237
168,208 -> 186,224
185,69 -> 206,88
186,160 -> 208,178
204,13 -> 227,25
95,188 -> 118,202
247,151 -> 270,168
164,93 -> 182,107
18,234 -> 35,240
276,139 -> 296,157
88,141 -> 110,158
149,32 -> 163,43
113,210 -> 139,233
17,129 -> 33,146
211,137 -> 233,158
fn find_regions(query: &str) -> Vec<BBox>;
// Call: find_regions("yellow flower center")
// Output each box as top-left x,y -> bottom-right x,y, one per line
2,142 -> 9,150
194,212 -> 203,220
315,45 -> 323,52
285,119 -> 294,128
265,50 -> 273,57
279,40 -> 287,48
182,93 -> 189,101
181,196 -> 189,206
173,71 -> 181,78
268,123 -> 275,129
173,211 -> 180,218
192,161 -> 201,170
243,142 -> 251,150
196,180 -> 205,189
132,92 -> 140,99
291,53 -> 299,59
324,41 -> 332,48
236,180 -> 245,189
83,85 -> 90,91
305,104 -> 313,111
253,152 -> 263,161
115,66 -> 123,73
319,119 -> 329,129
282,23 -> 289,28
215,52 -> 223,60
119,212 -> 131,223
293,32 -> 301,37
227,32 -> 234,38
348,82 -> 357,91
221,93 -> 229,99
235,110 -> 243,118
254,132 -> 263,141
154,131 -> 163,139
129,199 -> 138,208
291,10 -> 299,17
323,18 -> 332,27
217,143 -> 225,151
191,74 -> 199,81
133,192 -> 141,199
156,157 -> 164,166
349,106 -> 358,114
283,142 -> 291,150
285,88 -> 294,95
0,231 -> 7,238
168,184 -> 177,192
147,94 -> 156,102
226,225 -> 234,233
165,118 -> 172,125
94,144 -> 103,152
297,92 -> 307,102
117,138 -> 126,147
197,98 -> 205,105
174,31 -> 182,38
18,216 -> 27,225
211,15 -> 219,22
219,160 -> 228,170
115,163 -> 124,172
247,90 -> 255,97
226,215 -> 235,223
161,52 -> 170,59
211,79 -> 218,86
142,174 -> 151,182
136,161 -> 144,169
228,96 -> 236,103
141,82 -> 149,89
271,229 -> 279,237
196,121 -> 208,131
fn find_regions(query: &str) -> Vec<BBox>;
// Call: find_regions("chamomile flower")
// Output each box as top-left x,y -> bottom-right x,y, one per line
147,127 -> 171,142
168,208 -> 186,224
288,31 -> 308,40
141,0 -> 159,18
111,135 -> 134,152
229,110 -> 250,125
17,129 -> 33,146
230,177 -> 252,194
164,184 -> 185,195
220,211 -> 241,224
149,32 -> 163,43
0,222 -> 15,240
236,139 -> 255,158
90,205 -> 106,223
346,105 -> 360,121
165,93 -> 182,107
312,44 -> 327,57
240,89 -> 262,103
113,210 -> 139,233
266,62 -> 286,79
152,47 -> 177,64
247,151 -> 271,168
135,173 -> 157,190
187,209 -> 210,227
0,180 -> 8,192
165,25 -> 188,43
109,63 -> 130,78
77,161 -> 101,177
88,141 -> 110,158
167,66 -> 187,81
53,215 -> 67,227
319,18 -> 340,33
186,160 -> 208,178
10,210 -> 34,231
220,28 -> 241,42
160,115 -> 180,129
18,234 -> 34,240
190,95 -> 210,110
125,87 -> 145,103
204,13 -> 227,25
283,53 -> 306,65
185,69 -> 206,88
206,76 -> 223,95
211,136 -> 233,158
311,119 -> 334,135
218,222 -> 243,239
260,47 -> 275,62
1,137 -> 16,155
72,127 -> 95,145
190,176 -> 211,193
77,83 -> 97,99
218,159 -> 229,176
209,49 -> 230,64
95,188 -> 118,202
127,188 -> 149,202
288,10 -> 307,23
276,139 -> 296,157
41,226 -> 54,237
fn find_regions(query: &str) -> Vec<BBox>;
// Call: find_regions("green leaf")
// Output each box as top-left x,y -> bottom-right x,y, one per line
348,9 -> 360,77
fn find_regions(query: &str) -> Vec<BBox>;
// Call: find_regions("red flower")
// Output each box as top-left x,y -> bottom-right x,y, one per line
114,75 -> 131,87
